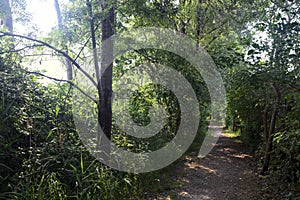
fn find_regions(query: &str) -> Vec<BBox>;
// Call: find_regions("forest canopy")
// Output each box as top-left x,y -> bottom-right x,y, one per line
0,0 -> 299,199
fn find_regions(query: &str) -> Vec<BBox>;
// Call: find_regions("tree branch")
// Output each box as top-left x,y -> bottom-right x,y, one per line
0,31 -> 98,88
74,36 -> 92,62
0,44 -> 44,54
86,0 -> 101,86
24,70 -> 97,104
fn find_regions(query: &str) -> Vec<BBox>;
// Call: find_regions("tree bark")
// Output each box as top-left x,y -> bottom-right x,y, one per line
99,0 -> 115,141
263,104 -> 269,142
54,0 -> 73,80
262,82 -> 281,174
86,0 -> 114,159
1,0 -> 13,33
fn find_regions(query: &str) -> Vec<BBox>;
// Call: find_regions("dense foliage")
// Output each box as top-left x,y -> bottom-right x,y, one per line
227,0 -> 300,184
0,0 -> 299,199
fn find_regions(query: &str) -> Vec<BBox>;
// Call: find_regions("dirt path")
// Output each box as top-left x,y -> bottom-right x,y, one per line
148,134 -> 275,200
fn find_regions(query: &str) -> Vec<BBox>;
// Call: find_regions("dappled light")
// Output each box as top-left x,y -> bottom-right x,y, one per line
0,0 -> 299,199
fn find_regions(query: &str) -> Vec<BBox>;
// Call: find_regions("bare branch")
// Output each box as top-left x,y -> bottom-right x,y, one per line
74,35 -> 92,62
0,44 -> 44,54
0,31 -> 98,88
24,70 -> 97,103
23,53 -> 53,57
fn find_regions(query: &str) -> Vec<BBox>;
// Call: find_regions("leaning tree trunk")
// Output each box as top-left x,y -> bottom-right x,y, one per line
262,82 -> 281,174
263,103 -> 269,142
54,0 -> 73,80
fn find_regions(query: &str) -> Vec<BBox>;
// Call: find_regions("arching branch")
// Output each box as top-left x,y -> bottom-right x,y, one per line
0,31 -> 98,88
24,70 -> 97,104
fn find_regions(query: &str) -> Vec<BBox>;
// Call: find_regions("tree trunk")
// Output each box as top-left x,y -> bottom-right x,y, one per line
263,104 -> 269,142
1,0 -> 13,33
54,0 -> 73,80
86,0 -> 114,159
99,0 -> 114,141
262,82 -> 281,174
232,113 -> 237,131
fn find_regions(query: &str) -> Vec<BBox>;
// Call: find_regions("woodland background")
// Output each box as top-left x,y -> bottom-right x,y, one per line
0,0 -> 299,199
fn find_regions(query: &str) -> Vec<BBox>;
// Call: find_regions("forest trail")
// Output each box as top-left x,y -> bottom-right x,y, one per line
148,133 -> 277,200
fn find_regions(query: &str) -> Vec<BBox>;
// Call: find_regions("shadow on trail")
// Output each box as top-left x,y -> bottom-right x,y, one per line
149,134 -> 273,200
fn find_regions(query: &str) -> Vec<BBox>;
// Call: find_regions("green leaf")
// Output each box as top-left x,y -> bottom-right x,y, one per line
32,76 -> 38,82
69,163 -> 77,172
55,105 -> 60,117
252,43 -> 259,49
80,153 -> 84,174
248,49 -> 254,55
47,130 -> 53,138
124,178 -> 132,186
